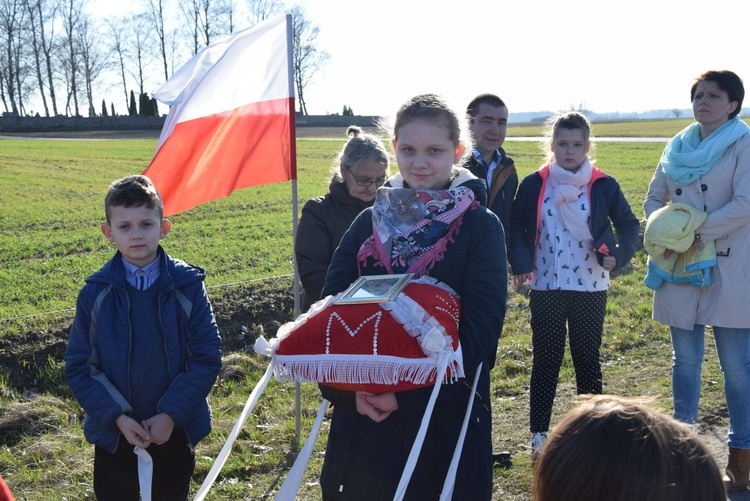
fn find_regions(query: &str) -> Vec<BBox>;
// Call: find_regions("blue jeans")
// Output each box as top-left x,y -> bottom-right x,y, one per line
671,324 -> 750,448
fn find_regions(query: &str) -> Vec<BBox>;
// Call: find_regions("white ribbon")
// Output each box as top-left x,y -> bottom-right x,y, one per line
393,352 -> 451,501
134,446 -> 153,501
274,399 -> 329,500
439,362 -> 482,500
193,359 -> 276,501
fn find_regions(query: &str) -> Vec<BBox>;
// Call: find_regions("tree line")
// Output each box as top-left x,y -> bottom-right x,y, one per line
0,0 -> 329,118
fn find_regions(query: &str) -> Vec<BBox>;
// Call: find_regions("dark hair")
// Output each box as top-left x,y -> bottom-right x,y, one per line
533,395 -> 726,501
466,93 -> 507,118
691,70 -> 744,120
335,125 -> 389,178
104,175 -> 164,224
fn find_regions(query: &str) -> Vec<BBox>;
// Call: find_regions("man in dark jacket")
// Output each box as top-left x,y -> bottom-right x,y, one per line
464,93 -> 518,243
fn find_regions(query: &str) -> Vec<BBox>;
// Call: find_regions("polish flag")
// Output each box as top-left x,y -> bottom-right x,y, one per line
143,14 -> 296,216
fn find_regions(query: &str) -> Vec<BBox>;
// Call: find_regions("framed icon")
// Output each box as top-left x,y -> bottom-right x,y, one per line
334,274 -> 414,304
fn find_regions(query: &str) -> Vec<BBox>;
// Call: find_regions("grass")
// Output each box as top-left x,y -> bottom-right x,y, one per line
0,119 -> 733,500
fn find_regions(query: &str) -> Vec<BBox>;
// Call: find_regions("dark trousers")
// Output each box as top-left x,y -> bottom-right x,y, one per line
94,428 -> 195,501
529,289 -> 607,433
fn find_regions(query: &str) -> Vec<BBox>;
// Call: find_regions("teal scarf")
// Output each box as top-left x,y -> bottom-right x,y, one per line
661,116 -> 750,186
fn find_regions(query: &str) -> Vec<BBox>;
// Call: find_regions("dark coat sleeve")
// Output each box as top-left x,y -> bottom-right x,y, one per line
65,285 -> 133,429
157,282 -> 222,427
508,174 -> 539,275
592,176 -> 641,270
295,199 -> 337,307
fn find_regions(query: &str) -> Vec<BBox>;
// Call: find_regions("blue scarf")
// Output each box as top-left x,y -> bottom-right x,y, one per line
661,116 -> 750,186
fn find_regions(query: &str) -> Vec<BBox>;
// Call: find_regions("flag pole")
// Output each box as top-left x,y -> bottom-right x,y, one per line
285,13 -> 303,448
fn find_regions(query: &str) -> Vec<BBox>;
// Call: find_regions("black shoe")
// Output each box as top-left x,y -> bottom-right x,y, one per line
492,451 -> 512,469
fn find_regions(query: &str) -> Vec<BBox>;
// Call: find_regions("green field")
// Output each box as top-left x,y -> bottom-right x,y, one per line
0,120 -> 735,499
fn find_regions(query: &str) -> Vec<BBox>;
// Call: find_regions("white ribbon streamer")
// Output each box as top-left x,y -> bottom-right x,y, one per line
134,446 -> 153,501
393,352 -> 451,501
274,399 -> 329,500
193,359 -> 276,501
439,362 -> 482,500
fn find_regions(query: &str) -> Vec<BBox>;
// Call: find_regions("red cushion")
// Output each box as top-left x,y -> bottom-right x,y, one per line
273,280 -> 463,392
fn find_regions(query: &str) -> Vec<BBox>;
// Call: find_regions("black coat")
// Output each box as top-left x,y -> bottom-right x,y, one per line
319,173 -> 507,500
295,179 -> 372,311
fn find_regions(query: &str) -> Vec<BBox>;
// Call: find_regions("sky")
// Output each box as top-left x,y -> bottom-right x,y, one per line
86,0 -> 750,118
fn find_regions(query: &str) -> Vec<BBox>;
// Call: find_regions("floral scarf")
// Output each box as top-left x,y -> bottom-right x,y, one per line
357,186 -> 478,276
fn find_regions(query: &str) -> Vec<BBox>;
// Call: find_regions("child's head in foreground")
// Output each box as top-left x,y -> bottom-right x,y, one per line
533,394 -> 725,501
101,175 -> 170,268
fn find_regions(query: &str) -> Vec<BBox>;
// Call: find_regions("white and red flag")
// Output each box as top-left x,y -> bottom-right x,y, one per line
143,14 -> 296,216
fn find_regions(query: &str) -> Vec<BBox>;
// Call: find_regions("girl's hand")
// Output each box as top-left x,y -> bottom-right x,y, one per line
355,391 -> 397,422
602,256 -> 617,271
513,273 -> 531,286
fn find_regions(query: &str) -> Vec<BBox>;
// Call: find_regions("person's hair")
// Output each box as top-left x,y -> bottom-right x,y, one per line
541,111 -> 594,164
104,175 -> 164,224
533,395 -> 726,501
466,93 -> 507,119
333,125 -> 390,180
691,70 -> 745,120
381,94 -> 470,164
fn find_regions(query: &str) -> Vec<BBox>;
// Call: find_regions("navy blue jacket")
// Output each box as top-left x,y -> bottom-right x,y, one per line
65,247 -> 222,453
318,173 -> 507,500
508,164 -> 640,276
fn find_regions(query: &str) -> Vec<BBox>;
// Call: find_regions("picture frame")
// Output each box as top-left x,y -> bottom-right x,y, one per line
334,274 -> 414,305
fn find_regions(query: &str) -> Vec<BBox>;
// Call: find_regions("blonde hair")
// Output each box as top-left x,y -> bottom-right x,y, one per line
541,111 -> 595,164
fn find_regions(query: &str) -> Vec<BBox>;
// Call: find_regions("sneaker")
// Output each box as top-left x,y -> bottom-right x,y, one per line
531,432 -> 548,464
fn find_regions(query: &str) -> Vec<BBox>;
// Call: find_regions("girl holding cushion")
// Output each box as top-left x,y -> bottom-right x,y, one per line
318,94 -> 507,500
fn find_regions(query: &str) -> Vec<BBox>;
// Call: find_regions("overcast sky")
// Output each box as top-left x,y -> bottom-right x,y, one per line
87,0 -> 750,118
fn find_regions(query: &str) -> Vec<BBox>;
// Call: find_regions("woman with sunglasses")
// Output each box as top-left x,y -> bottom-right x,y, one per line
295,126 -> 390,311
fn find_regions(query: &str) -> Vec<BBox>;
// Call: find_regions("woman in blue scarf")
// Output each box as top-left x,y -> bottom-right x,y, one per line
644,70 -> 750,492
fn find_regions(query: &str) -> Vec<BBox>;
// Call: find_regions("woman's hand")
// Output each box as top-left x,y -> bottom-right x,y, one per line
355,391 -> 398,422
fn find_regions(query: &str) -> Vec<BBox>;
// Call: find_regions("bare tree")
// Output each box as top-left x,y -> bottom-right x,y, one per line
0,0 -> 26,115
246,0 -> 282,23
144,0 -> 169,81
290,4 -> 328,116
32,0 -> 59,115
23,0 -> 49,115
198,0 -> 216,46
77,15 -> 105,117
179,0 -> 200,55
126,13 -> 153,96
106,17 -> 129,113
60,0 -> 84,116
215,0 -> 238,34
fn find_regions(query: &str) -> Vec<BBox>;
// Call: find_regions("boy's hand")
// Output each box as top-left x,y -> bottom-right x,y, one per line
142,413 -> 175,445
115,414 -> 151,448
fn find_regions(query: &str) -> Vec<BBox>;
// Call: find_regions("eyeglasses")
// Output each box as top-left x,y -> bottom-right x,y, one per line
345,165 -> 386,188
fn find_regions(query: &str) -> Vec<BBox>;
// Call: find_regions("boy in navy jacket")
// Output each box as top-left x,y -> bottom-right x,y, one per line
65,175 -> 222,500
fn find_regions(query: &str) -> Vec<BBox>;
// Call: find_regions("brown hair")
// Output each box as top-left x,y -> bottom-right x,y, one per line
690,70 -> 745,120
104,175 -> 164,224
533,395 -> 725,501
381,94 -> 470,164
